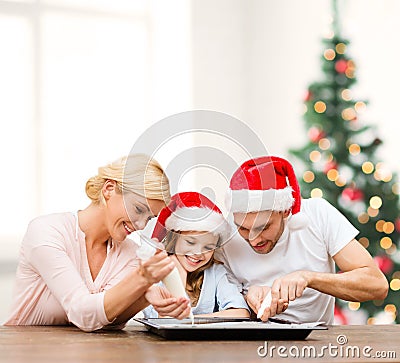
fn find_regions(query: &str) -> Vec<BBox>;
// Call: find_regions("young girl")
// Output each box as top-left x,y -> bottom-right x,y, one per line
143,192 -> 250,318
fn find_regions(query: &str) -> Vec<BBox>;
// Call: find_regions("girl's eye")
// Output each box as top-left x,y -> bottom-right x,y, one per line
135,206 -> 143,214
204,246 -> 214,251
185,240 -> 195,246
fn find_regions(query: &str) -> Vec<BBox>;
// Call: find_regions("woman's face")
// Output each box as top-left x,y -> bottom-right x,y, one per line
174,231 -> 219,272
104,181 -> 165,242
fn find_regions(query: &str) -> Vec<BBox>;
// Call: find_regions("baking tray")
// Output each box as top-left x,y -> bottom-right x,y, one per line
133,317 -> 327,340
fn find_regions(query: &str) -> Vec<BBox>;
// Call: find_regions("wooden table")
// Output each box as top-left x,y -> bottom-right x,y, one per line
0,324 -> 398,363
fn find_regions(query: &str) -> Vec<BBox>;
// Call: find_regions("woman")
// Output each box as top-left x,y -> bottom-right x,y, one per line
5,154 -> 189,331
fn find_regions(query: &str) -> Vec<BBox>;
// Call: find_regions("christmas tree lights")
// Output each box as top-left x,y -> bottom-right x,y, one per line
290,0 -> 400,324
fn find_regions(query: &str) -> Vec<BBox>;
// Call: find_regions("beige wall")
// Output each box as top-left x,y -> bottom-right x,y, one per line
191,0 -> 400,174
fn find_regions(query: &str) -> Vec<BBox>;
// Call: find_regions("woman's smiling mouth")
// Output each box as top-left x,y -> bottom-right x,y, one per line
123,221 -> 134,234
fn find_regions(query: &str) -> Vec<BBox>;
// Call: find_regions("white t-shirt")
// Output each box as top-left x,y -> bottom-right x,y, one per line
217,198 -> 359,324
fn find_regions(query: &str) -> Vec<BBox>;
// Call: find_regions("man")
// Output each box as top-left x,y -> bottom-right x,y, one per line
220,156 -> 388,324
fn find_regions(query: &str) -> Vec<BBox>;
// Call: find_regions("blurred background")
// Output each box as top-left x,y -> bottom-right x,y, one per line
0,0 -> 399,324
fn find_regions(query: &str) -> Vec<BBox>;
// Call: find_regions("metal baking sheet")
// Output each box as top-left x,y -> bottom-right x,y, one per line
134,317 -> 327,340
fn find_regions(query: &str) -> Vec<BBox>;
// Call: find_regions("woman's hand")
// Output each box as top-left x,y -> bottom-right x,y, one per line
138,250 -> 175,285
145,285 -> 191,319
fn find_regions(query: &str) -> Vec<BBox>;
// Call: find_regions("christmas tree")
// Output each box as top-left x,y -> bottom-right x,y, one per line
290,0 -> 400,324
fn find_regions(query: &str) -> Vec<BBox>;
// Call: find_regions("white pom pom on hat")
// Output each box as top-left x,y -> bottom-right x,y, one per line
226,156 -> 309,230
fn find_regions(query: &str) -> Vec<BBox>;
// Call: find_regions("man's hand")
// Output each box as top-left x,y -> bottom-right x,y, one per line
245,285 -> 288,321
270,270 -> 310,304
145,285 -> 191,319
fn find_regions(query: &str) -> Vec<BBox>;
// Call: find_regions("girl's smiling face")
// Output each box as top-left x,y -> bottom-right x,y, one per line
174,231 -> 219,272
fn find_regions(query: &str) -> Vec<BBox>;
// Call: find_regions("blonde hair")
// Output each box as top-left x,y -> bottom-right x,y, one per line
85,154 -> 170,205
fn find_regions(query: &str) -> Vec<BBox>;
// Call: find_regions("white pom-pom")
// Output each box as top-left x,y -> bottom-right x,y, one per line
287,212 -> 309,230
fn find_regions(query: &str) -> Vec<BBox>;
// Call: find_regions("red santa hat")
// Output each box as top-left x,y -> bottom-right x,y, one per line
152,192 -> 231,242
226,156 -> 308,229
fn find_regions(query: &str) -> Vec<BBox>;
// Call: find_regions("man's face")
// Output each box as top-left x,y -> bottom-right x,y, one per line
233,210 -> 288,254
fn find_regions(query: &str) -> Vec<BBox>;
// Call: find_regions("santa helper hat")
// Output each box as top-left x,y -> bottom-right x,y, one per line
152,192 -> 230,242
227,156 -> 308,229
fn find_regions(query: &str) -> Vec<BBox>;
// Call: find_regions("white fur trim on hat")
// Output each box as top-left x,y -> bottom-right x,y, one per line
165,207 -> 229,238
226,186 -> 294,213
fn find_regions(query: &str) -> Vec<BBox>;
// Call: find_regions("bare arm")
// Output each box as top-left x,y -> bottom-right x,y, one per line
307,239 -> 388,301
110,295 -> 149,326
271,239 -> 388,304
252,239 -> 388,321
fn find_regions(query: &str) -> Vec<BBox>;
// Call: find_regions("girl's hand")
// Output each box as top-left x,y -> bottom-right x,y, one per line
145,285 -> 191,319
138,250 -> 175,285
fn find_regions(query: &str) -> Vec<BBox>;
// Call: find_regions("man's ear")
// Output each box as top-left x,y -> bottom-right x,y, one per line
102,180 -> 117,201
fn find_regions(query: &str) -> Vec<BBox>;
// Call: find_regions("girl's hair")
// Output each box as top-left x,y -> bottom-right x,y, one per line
164,230 -> 222,307
85,154 -> 170,204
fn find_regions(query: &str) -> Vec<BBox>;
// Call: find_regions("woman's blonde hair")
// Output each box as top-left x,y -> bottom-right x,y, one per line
85,154 -> 170,205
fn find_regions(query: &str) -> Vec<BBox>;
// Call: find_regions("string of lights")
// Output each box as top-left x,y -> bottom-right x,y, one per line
290,0 -> 400,324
